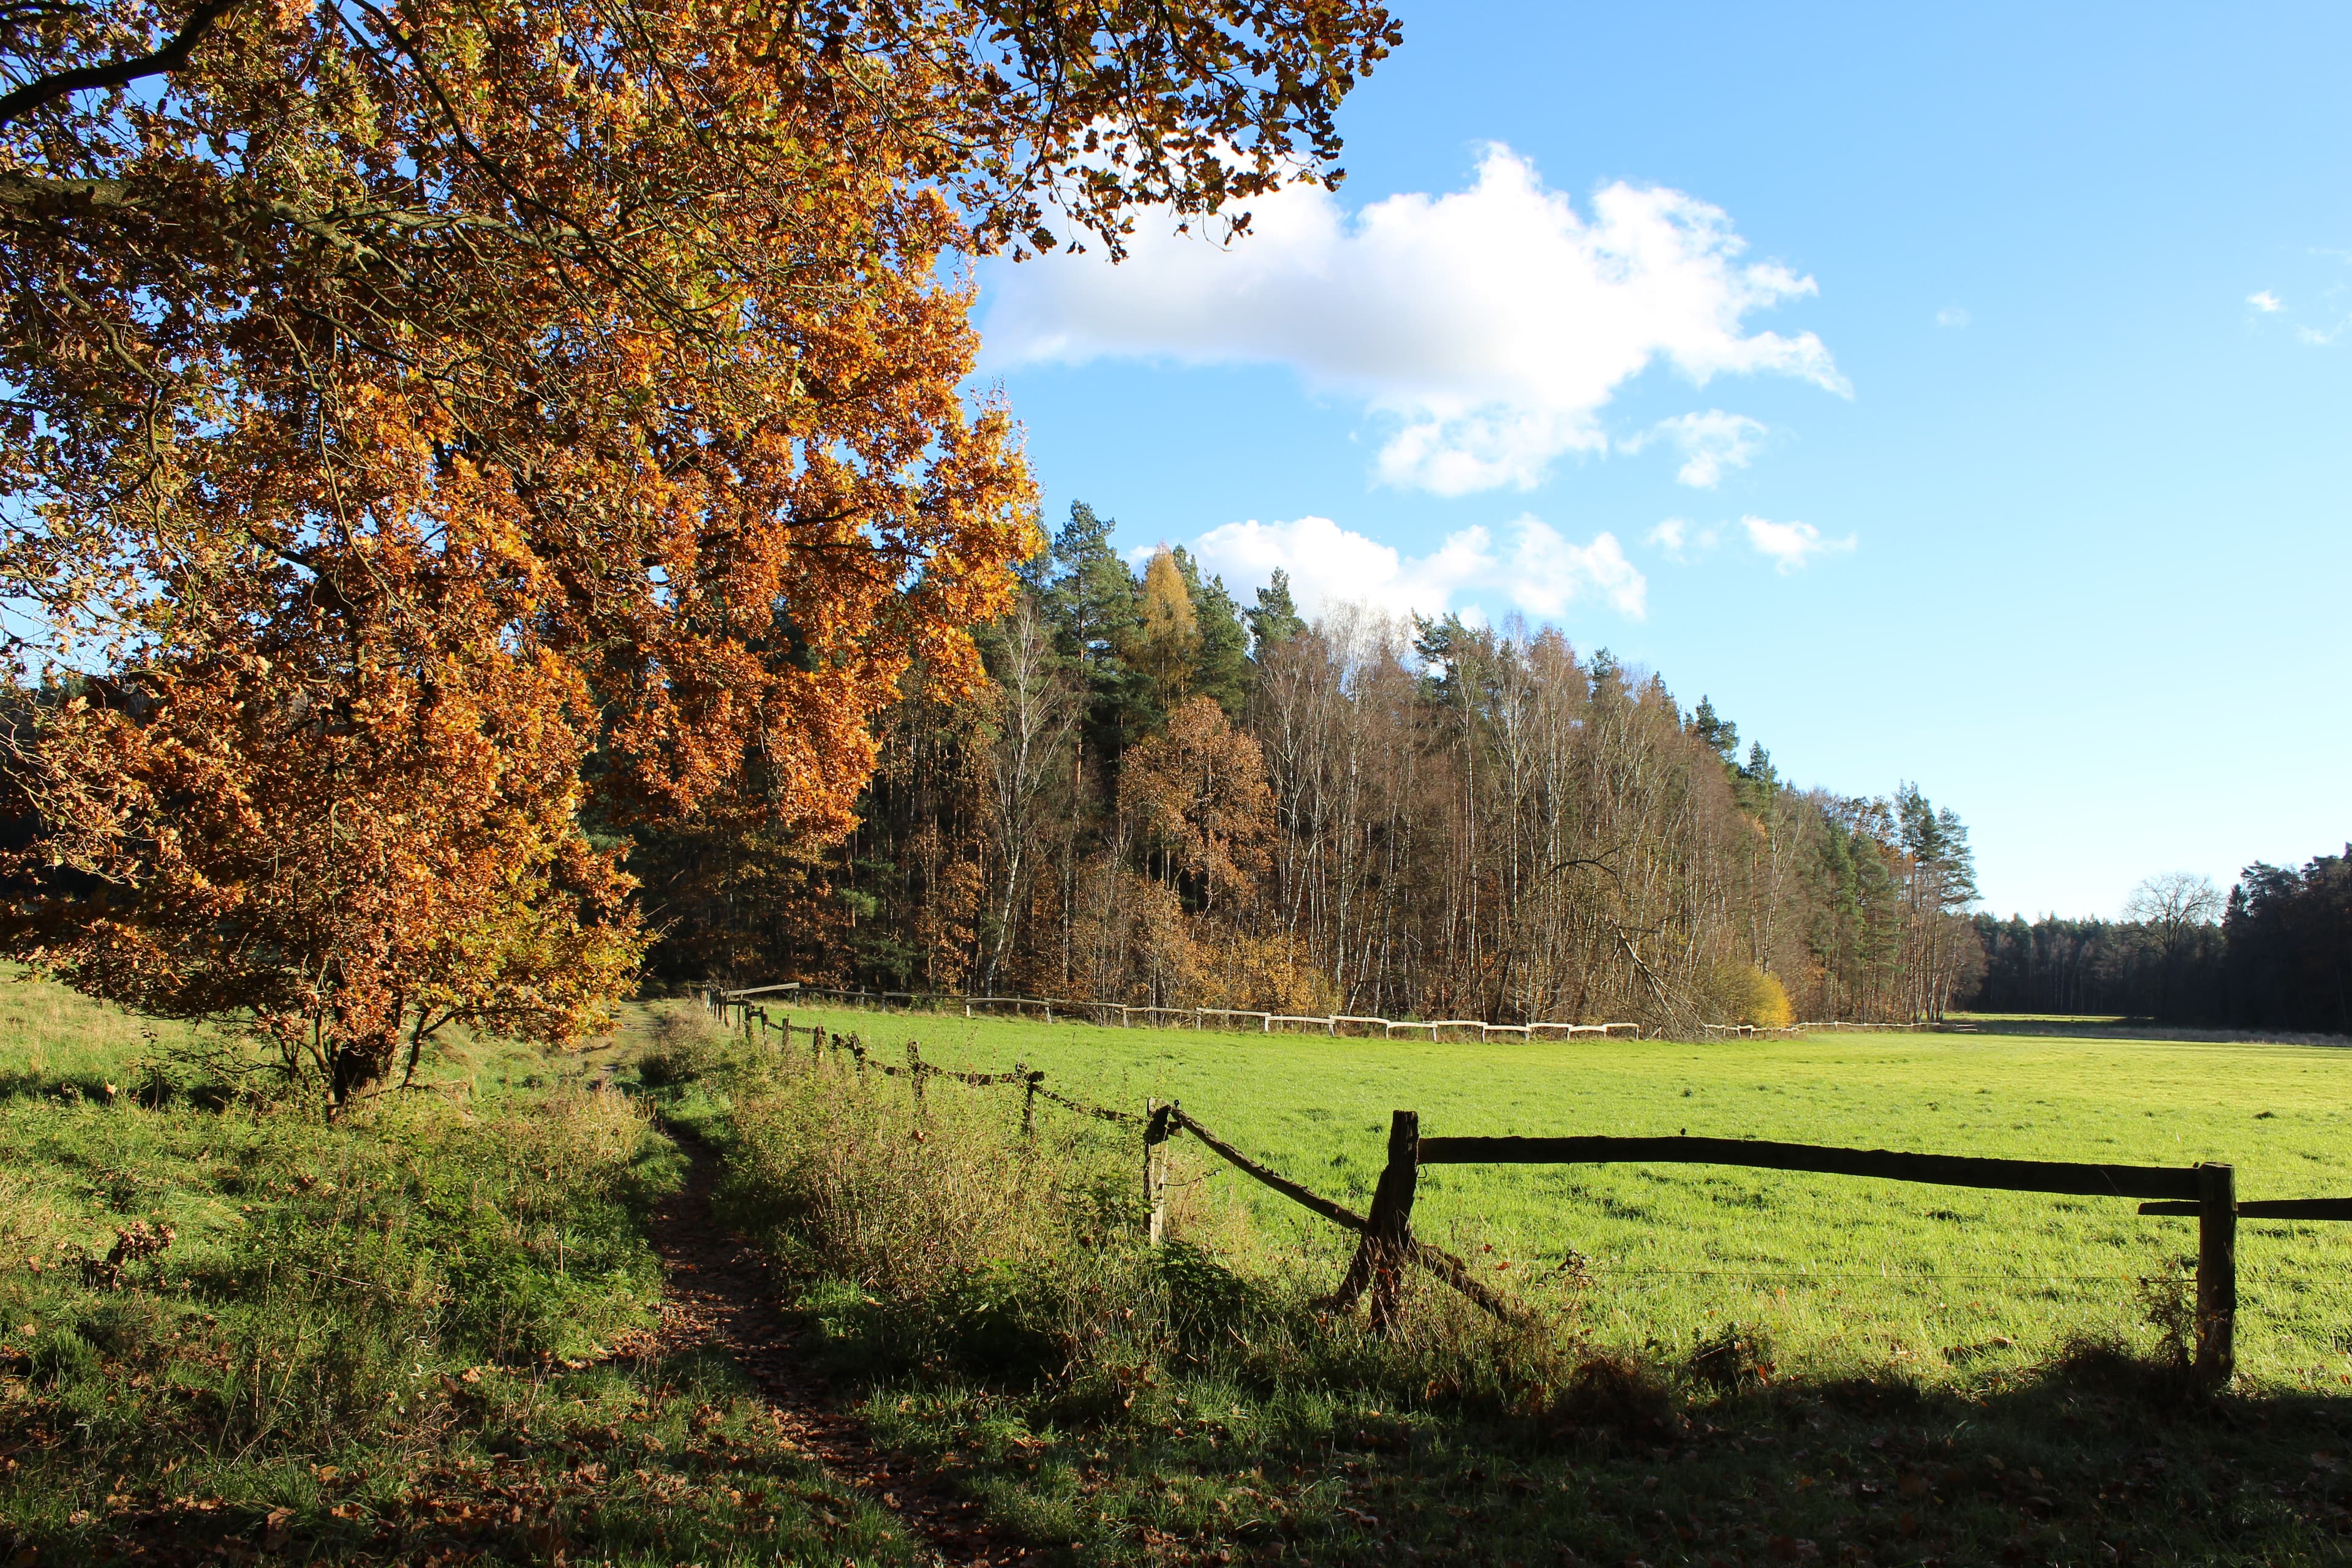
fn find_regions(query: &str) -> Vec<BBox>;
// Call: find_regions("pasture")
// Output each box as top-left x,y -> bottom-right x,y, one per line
764,999 -> 2352,1389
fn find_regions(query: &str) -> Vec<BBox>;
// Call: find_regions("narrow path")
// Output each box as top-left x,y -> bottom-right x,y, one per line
641,1131 -> 1037,1567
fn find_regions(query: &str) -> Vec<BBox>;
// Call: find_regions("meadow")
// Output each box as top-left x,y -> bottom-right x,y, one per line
763,999 -> 2352,1390
8,970 -> 2352,1566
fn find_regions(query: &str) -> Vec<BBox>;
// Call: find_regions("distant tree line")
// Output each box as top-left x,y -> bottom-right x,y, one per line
1966,853 -> 2352,1035
638,503 -> 1986,1030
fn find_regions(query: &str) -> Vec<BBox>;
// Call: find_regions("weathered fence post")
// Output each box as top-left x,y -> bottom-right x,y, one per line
1144,1099 -> 1174,1245
848,1032 -> 865,1077
1330,1110 -> 1421,1329
1366,1110 -> 1420,1330
907,1042 -> 925,1110
1020,1068 -> 1041,1137
2195,1161 -> 2236,1387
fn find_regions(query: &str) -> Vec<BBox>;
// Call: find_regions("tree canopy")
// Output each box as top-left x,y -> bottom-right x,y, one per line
0,0 -> 1398,1102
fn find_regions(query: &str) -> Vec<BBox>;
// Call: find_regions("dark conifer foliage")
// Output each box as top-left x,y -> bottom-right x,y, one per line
1172,548 -> 1254,718
2222,850 -> 2352,1033
1966,914 -> 2225,1020
1245,570 -> 1307,652
1966,852 -> 2351,1036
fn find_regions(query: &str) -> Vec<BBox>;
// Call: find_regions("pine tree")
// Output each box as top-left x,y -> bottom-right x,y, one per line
1041,502 -> 1150,756
1690,696 -> 1740,764
1245,568 -> 1307,651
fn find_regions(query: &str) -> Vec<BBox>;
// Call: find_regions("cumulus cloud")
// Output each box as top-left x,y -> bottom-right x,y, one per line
1188,514 -> 1646,622
1742,516 -> 1855,573
984,145 -> 1845,495
2248,290 -> 2284,313
1627,410 -> 1766,488
1936,305 -> 1971,328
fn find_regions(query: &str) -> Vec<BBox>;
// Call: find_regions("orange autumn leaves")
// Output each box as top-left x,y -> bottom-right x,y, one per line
1121,697 -> 1276,919
0,0 -> 1392,1103
0,1 -> 971,1101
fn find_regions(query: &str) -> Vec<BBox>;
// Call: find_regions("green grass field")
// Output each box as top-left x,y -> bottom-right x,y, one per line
763,1000 -> 2352,1390
6,974 -> 2351,1565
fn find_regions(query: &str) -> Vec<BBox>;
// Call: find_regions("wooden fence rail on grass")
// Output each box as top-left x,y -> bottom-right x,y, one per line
1408,1125 -> 2238,1386
695,989 -> 2352,1385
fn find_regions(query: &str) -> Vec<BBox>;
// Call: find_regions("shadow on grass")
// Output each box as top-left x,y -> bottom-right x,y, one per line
847,1312 -> 2352,1568
0,1065 -> 236,1111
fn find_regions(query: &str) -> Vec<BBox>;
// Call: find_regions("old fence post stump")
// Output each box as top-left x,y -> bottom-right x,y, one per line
1020,1068 -> 1040,1138
907,1042 -> 925,1110
1144,1099 -> 1174,1245
2195,1161 -> 2236,1387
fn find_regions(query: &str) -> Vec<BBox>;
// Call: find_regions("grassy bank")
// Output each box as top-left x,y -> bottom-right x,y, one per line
0,982 -> 928,1567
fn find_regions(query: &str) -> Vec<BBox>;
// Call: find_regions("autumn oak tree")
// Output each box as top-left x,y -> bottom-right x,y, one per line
0,0 -> 1397,1105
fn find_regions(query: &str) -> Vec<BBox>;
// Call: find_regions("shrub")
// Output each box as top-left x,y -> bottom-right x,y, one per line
1712,963 -> 1793,1027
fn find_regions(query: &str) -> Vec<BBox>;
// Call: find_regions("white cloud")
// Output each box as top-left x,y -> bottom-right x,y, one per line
1936,305 -> 1971,328
2248,290 -> 2284,313
1627,410 -> 1766,488
1741,516 -> 1855,573
1188,514 -> 1646,622
985,145 -> 1845,495
1645,517 -> 1721,560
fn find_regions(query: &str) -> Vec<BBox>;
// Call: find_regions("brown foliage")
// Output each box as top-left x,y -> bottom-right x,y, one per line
1119,697 -> 1274,916
0,0 -> 1396,1095
4,611 -> 646,1105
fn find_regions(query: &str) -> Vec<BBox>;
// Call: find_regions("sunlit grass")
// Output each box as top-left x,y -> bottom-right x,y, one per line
767,998 -> 2352,1389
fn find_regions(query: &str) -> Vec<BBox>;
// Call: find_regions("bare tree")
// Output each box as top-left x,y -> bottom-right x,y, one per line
976,601 -> 1082,994
2124,871 -> 2223,1020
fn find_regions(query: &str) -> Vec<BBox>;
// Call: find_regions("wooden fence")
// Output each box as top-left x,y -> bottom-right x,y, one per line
728,980 -> 1947,1040
1341,1120 -> 2274,1385
700,991 -> 2348,1388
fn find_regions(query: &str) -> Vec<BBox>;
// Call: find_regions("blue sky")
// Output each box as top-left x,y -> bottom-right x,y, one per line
972,0 -> 2352,921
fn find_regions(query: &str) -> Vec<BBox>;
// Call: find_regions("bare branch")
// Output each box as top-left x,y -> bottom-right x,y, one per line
0,0 -> 244,127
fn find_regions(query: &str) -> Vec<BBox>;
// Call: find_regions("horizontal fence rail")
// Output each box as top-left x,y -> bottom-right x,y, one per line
1416,1135 -> 2204,1201
1412,1124 -> 2234,1385
2139,1197 -> 2352,1220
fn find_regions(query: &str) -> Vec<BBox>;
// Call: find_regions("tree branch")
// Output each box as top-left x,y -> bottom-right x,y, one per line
0,0 -> 244,128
